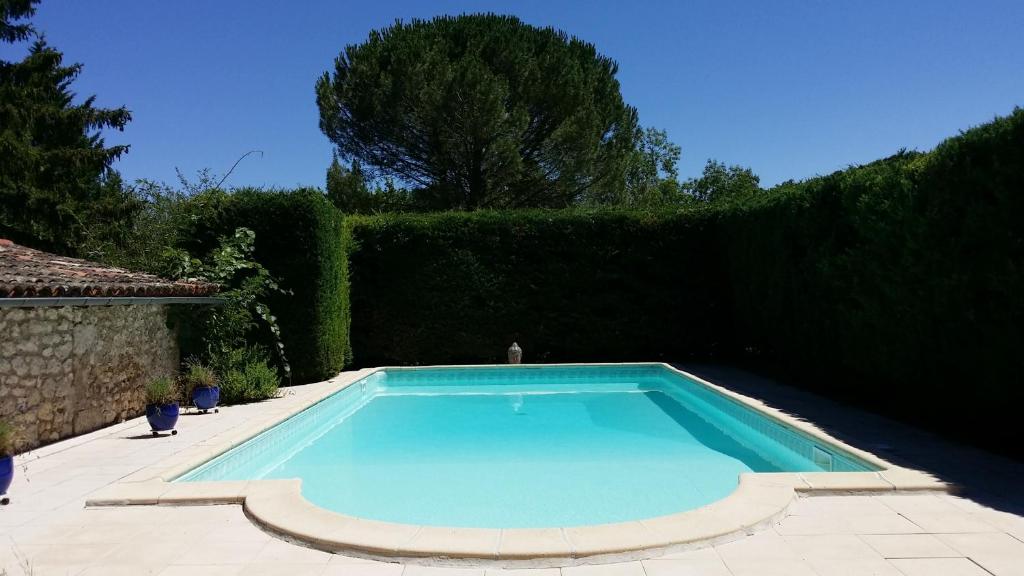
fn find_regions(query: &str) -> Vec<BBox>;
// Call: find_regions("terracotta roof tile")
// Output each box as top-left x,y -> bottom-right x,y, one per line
0,239 -> 219,298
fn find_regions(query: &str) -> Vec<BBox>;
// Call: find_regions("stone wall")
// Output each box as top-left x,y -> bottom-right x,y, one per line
0,304 -> 178,452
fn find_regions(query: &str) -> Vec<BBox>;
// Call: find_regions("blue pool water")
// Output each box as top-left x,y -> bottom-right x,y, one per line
179,365 -> 875,528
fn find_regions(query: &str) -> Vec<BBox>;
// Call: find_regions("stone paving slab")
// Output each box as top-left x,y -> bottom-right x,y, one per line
0,367 -> 1021,575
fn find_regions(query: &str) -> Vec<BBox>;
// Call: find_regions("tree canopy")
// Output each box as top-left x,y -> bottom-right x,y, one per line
0,0 -> 131,253
682,160 -> 761,204
316,14 -> 638,211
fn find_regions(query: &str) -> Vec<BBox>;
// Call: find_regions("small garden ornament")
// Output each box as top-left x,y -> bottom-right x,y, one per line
508,342 -> 523,364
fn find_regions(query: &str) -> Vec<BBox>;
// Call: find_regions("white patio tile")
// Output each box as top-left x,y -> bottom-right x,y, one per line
716,531 -> 800,560
239,564 -> 327,576
157,566 -> 244,576
320,562 -> 405,576
560,563 -> 646,576
784,534 -> 884,561
898,512 -> 998,534
98,537 -> 183,567
401,566 -> 486,576
888,557 -> 991,576
789,495 -> 893,517
775,512 -> 924,536
845,514 -> 926,535
327,554 -> 390,565
484,569 -> 561,576
805,558 -> 904,576
874,494 -> 964,516
860,534 -> 961,558
966,555 -> 1024,576
721,558 -> 818,576
166,540 -> 270,565
78,565 -> 165,576
249,539 -> 334,564
14,542 -> 114,568
642,554 -> 731,576
937,532 -> 1024,557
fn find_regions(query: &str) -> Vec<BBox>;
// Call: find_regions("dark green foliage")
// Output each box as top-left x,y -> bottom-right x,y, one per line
1,0 -> 36,43
347,209 -> 733,366
326,156 -> 416,214
217,350 -> 280,405
144,377 -> 179,406
79,179 -> 192,271
719,109 -> 1024,452
615,127 -> 686,207
0,0 -> 132,253
326,156 -> 373,214
168,226 -> 292,380
683,160 -> 762,204
181,361 -> 218,394
344,110 -> 1024,455
317,14 -> 638,210
0,419 -> 13,456
183,189 -> 351,383
80,182 -> 349,385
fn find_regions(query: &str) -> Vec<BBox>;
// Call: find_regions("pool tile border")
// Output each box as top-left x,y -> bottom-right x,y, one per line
85,363 -> 955,566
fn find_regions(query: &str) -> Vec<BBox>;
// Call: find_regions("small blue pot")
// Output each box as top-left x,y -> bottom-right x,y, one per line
192,386 -> 220,411
145,402 -> 179,433
0,455 -> 13,497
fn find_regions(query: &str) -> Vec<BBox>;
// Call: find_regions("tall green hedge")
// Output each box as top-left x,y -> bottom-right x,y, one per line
163,111 -> 1020,454
186,189 -> 350,383
721,109 -> 1024,448
347,209 -> 733,367
345,110 -> 1024,455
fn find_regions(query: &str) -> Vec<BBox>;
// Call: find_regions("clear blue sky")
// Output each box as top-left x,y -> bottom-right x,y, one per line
8,0 -> 1024,188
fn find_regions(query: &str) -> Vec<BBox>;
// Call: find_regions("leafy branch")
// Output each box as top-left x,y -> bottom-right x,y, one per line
166,227 -> 292,381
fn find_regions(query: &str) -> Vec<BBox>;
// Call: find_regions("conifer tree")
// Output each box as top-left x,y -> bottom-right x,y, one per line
317,14 -> 638,210
0,0 -> 131,253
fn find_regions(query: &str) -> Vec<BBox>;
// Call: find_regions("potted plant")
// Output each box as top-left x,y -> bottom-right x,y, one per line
184,362 -> 220,414
0,420 -> 13,505
145,377 -> 180,436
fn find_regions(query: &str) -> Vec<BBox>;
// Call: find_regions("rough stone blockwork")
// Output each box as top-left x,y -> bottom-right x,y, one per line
0,305 -> 178,452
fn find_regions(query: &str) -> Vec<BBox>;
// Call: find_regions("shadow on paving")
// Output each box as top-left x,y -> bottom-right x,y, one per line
674,363 -> 1024,516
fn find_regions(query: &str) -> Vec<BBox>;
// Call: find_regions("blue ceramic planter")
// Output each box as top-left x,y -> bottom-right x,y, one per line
192,386 -> 220,412
145,402 -> 179,435
0,455 -> 13,499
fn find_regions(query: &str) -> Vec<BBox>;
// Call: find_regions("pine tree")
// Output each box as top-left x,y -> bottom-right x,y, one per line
0,0 -> 131,253
317,14 -> 638,211
326,156 -> 373,214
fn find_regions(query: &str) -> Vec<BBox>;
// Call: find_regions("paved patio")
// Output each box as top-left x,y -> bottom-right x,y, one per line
2,366 -> 1022,576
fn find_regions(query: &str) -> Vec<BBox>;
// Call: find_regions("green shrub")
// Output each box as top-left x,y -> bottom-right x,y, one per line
219,370 -> 247,404
346,208 -> 733,366
242,360 -> 280,400
719,109 -> 1024,454
144,377 -> 179,406
206,346 -> 260,376
0,420 -> 14,457
169,226 -> 292,380
181,361 -> 219,395
219,355 -> 280,405
183,189 -> 350,383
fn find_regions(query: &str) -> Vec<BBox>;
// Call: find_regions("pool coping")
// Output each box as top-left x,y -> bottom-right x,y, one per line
85,363 -> 955,567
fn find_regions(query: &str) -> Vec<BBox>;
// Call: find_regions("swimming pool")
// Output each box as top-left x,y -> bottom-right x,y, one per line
178,364 -> 876,529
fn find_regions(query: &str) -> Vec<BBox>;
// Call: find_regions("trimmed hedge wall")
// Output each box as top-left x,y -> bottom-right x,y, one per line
721,109 -> 1024,448
347,209 -> 734,367
186,189 -> 350,383
165,111 -> 1021,453
345,110 -> 1024,455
